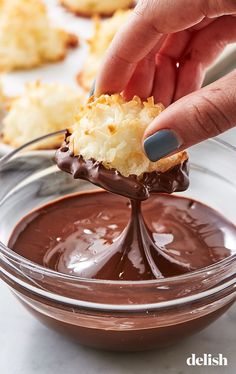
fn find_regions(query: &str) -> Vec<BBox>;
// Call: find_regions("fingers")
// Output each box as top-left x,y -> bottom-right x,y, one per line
143,71 -> 236,161
152,54 -> 176,107
174,15 -> 236,100
123,37 -> 166,100
95,9 -> 163,95
153,15 -> 236,105
189,17 -> 214,31
96,0 -> 236,97
202,0 -> 236,18
152,30 -> 192,105
122,58 -> 156,101
95,0 -> 206,96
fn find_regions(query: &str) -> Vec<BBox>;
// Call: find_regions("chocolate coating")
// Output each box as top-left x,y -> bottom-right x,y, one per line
55,146 -> 189,200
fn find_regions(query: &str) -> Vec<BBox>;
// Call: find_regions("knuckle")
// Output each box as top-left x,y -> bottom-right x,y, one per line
134,0 -> 163,34
190,93 -> 231,139
134,0 -> 148,16
202,0 -> 236,17
135,0 -> 157,17
222,0 -> 236,11
229,69 -> 236,101
226,69 -> 236,101
191,102 -> 217,139
111,52 -> 133,66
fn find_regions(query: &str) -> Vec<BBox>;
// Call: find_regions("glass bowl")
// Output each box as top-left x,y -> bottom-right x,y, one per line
0,133 -> 235,351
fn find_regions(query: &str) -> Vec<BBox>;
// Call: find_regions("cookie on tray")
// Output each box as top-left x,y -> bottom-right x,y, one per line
77,10 -> 131,91
0,0 -> 78,71
2,82 -> 84,149
60,0 -> 134,17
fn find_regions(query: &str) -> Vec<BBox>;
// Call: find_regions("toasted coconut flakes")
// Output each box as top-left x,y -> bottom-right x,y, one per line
68,94 -> 188,177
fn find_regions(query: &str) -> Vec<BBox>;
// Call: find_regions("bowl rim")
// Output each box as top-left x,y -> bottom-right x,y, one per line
0,134 -> 236,311
1,262 -> 235,311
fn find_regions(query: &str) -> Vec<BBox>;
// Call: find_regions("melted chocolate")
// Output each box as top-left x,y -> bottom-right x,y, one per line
9,191 -> 234,280
6,140 -> 236,351
55,146 -> 189,200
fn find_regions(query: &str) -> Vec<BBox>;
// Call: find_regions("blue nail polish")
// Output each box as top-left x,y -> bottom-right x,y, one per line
89,80 -> 96,98
144,130 -> 180,162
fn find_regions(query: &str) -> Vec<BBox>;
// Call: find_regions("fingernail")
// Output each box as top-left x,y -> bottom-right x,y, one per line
144,130 -> 180,162
89,80 -> 96,97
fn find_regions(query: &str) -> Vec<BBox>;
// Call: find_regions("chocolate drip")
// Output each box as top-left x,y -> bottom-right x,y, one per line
52,142 -> 198,278
53,144 -> 193,278
91,199 -> 194,280
55,146 -> 189,200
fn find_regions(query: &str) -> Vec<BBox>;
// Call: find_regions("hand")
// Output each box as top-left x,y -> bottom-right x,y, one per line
95,0 -> 236,161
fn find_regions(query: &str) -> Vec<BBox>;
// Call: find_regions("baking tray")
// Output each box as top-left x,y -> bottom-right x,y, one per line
0,0 -> 235,155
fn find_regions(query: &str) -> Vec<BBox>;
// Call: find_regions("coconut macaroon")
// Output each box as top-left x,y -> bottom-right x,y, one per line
78,10 -> 131,91
60,0 -> 134,17
0,0 -> 78,72
67,94 -> 187,178
2,82 -> 84,149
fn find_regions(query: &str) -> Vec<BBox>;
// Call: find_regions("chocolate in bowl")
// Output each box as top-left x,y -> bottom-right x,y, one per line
0,134 -> 235,351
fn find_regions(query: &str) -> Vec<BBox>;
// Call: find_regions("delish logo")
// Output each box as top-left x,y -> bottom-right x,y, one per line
186,353 -> 228,366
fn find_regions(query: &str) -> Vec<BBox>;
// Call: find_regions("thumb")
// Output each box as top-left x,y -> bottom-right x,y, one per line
143,71 -> 236,161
